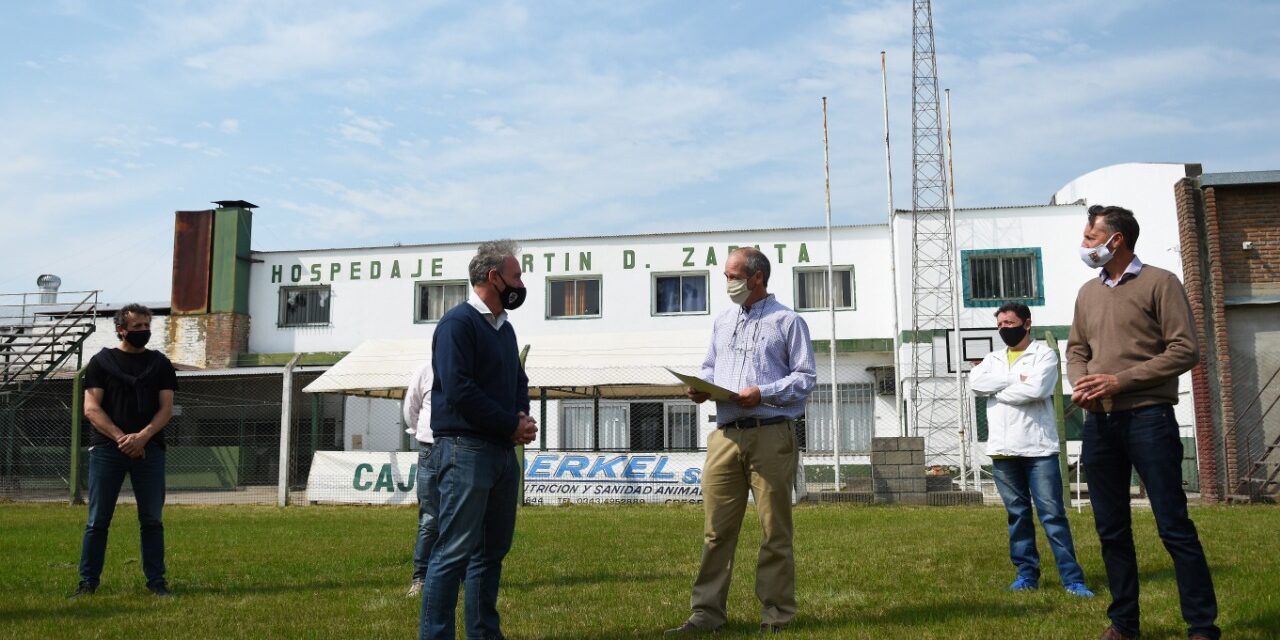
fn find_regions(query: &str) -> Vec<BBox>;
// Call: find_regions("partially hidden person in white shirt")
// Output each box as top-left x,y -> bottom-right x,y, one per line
968,302 -> 1093,598
403,360 -> 435,598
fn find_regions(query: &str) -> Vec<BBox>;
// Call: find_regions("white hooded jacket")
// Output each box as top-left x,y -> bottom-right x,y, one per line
968,339 -> 1060,458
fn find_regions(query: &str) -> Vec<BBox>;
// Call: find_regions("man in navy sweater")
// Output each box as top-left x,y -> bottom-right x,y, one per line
420,239 -> 537,640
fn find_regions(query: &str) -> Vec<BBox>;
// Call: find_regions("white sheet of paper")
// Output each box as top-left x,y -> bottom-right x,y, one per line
666,367 -> 736,401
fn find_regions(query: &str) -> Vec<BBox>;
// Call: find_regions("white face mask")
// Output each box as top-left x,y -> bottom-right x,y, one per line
1078,233 -> 1118,269
727,278 -> 751,305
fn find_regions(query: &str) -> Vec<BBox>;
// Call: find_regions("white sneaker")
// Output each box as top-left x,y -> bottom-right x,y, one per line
406,580 -> 423,598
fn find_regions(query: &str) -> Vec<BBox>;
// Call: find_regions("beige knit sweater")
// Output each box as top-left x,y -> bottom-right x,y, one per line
1066,264 -> 1199,413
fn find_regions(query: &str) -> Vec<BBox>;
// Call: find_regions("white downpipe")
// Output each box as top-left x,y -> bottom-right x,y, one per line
943,89 -> 969,491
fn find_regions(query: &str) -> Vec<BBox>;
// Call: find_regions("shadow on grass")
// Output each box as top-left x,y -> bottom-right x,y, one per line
505,570 -> 677,590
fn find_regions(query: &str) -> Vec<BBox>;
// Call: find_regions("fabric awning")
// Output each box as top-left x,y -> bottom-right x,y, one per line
302,331 -> 710,400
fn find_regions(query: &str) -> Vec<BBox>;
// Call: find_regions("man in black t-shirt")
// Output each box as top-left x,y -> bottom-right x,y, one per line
72,303 -> 178,598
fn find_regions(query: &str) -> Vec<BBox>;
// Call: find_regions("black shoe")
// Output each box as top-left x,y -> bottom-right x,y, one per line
147,582 -> 172,597
664,621 -> 718,635
69,582 -> 96,599
759,623 -> 785,634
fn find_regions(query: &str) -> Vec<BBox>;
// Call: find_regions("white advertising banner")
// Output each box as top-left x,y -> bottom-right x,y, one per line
306,450 -> 419,505
304,450 -> 707,506
522,451 -> 705,505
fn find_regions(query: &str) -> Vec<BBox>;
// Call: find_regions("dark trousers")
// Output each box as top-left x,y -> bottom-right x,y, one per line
412,442 -> 438,582
1083,404 -> 1219,639
78,442 -> 167,587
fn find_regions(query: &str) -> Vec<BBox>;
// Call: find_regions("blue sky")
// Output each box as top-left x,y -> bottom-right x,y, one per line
2,0 -> 1278,302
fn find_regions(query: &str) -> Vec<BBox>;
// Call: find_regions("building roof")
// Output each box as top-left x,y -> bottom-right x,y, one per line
1200,171 -> 1280,188
251,221 -> 889,257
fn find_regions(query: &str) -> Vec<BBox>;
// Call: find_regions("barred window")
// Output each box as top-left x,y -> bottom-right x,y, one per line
804,383 -> 874,453
415,281 -> 468,322
654,273 -> 708,315
794,267 -> 854,311
560,400 -> 699,450
963,249 -> 1043,306
279,286 -> 331,327
548,277 -> 601,318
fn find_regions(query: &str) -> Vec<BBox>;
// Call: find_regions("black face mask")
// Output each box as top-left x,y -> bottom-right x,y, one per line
492,273 -> 527,310
122,329 -> 152,349
998,325 -> 1028,348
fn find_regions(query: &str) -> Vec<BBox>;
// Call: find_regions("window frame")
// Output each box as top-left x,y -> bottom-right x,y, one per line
558,398 -> 702,451
413,279 -> 470,324
545,275 -> 603,320
961,247 -> 1045,307
792,265 -> 856,312
650,270 -> 711,317
277,285 -> 332,328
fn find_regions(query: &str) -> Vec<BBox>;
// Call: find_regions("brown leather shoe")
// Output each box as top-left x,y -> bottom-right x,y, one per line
1099,626 -> 1135,640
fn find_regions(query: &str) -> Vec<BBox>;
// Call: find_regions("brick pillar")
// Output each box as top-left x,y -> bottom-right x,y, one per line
1175,178 -> 1221,502
1202,187 -> 1238,494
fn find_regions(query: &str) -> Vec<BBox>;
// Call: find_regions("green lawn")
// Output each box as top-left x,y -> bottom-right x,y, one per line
1,502 -> 1277,639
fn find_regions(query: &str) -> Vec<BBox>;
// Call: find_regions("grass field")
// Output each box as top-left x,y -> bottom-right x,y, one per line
1,502 -> 1277,639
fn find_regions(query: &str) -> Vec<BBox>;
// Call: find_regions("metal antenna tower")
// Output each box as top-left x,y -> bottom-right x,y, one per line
909,0 -> 966,477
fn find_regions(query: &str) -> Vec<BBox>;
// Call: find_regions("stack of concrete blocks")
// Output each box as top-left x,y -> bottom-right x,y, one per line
871,437 -> 927,505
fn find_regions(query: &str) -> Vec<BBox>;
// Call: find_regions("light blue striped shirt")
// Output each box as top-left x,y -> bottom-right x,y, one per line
701,294 -> 817,425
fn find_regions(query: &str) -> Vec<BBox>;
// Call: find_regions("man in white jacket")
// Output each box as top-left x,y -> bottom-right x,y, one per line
969,302 -> 1093,597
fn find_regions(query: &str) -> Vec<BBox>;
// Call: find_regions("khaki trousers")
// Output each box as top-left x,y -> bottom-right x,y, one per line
688,421 -> 798,629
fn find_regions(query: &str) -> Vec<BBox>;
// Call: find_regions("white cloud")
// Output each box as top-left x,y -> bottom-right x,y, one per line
219,118 -> 239,133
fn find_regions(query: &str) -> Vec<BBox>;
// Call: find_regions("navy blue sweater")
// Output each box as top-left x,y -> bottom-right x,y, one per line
429,302 -> 530,446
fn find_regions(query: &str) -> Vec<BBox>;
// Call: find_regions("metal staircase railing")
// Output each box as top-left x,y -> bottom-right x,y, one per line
1227,362 -> 1280,503
0,290 -> 99,405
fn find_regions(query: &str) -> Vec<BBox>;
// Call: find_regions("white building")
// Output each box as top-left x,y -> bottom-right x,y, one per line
238,162 -> 1201,480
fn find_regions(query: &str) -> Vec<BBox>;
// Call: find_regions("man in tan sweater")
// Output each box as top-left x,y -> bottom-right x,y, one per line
1067,205 -> 1219,640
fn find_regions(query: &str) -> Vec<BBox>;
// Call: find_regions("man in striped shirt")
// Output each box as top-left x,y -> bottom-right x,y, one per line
667,247 -> 816,636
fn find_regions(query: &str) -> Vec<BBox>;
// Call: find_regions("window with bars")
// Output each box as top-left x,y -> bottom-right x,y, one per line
803,383 -> 874,452
653,272 -> 709,315
560,400 -> 699,450
415,280 -> 468,322
794,267 -> 854,311
962,248 -> 1044,307
547,277 -> 601,318
278,286 -> 331,327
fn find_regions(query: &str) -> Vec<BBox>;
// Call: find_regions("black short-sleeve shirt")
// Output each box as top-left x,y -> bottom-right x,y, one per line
83,348 -> 178,448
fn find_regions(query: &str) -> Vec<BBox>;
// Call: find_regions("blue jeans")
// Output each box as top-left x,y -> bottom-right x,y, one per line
1083,404 -> 1219,640
991,455 -> 1085,586
79,442 -> 166,587
420,436 -> 519,640
412,442 -> 438,582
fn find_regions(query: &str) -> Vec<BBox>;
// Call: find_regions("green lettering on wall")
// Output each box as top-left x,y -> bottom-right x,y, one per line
374,464 -> 395,492
410,259 -> 423,278
705,247 -> 717,266
329,262 -> 341,281
522,254 -> 534,273
353,463 -> 374,490
370,261 -> 382,279
797,242 -> 810,263
563,252 -> 570,271
682,247 -> 695,267
290,265 -> 302,283
728,245 -> 739,255
391,260 -> 401,278
579,252 -> 592,271
431,258 -> 443,277
397,465 -> 416,492
622,250 -> 635,269
350,262 -> 362,280
544,253 -> 555,271
774,243 -> 786,263
272,265 -> 283,283
310,264 -> 321,282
